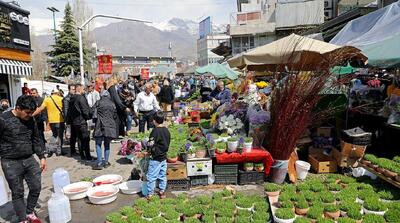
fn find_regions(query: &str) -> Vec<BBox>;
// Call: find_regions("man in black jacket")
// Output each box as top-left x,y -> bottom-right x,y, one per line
63,84 -> 78,156
67,84 -> 92,160
108,82 -> 130,137
0,95 -> 46,223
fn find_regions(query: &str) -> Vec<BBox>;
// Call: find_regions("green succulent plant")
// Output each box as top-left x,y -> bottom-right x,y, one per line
282,184 -> 297,192
310,183 -> 325,192
275,208 -> 295,220
253,201 -> 270,212
120,206 -> 134,216
339,176 -> 356,184
297,183 -> 311,191
182,206 -> 198,218
363,214 -> 386,223
378,189 -> 400,200
236,209 -> 251,218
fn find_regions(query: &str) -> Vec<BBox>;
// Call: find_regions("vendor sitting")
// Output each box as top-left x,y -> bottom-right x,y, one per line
209,80 -> 232,107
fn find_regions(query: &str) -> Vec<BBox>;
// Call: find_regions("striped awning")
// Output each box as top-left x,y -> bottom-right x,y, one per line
0,59 -> 32,76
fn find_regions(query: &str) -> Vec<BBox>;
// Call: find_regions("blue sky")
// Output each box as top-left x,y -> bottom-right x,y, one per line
19,0 -> 237,35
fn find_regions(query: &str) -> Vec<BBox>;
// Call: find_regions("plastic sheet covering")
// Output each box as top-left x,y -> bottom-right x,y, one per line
330,1 -> 400,68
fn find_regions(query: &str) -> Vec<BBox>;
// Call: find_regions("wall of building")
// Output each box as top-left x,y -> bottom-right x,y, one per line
275,0 -> 325,28
197,34 -> 230,66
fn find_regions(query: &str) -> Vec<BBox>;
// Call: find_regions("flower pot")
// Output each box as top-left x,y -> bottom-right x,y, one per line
295,207 -> 309,215
269,160 -> 289,184
395,175 -> 400,183
340,211 -> 347,217
195,150 -> 206,158
243,141 -> 253,149
255,166 -> 264,172
227,141 -> 238,153
324,210 -> 340,219
362,207 -> 387,216
375,167 -> 385,174
265,190 -> 280,197
360,159 -> 371,165
273,215 -> 295,223
383,169 -> 397,178
216,149 -> 226,154
167,157 -> 178,163
244,166 -> 254,171
187,153 -> 196,159
242,147 -> 252,153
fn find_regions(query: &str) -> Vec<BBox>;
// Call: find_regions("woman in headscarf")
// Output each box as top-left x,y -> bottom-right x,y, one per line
92,91 -> 118,170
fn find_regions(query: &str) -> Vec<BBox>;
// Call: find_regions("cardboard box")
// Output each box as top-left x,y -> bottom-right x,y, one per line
186,158 -> 212,177
317,127 -> 333,137
332,148 -> 359,167
340,141 -> 367,158
167,161 -> 187,180
308,153 -> 337,173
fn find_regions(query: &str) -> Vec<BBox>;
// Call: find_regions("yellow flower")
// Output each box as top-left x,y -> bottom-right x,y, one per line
256,81 -> 269,89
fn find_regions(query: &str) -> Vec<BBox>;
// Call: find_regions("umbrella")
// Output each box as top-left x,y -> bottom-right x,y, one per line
227,34 -> 367,71
195,63 -> 239,80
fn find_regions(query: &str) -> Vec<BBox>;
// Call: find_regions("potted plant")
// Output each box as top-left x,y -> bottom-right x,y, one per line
293,217 -> 312,223
163,209 -> 180,221
328,183 -> 341,193
182,206 -> 198,219
215,142 -> 226,154
235,197 -> 253,210
244,162 -> 254,171
357,189 -> 377,203
227,137 -> 239,153
324,204 -> 340,219
106,212 -> 122,223
306,206 -> 324,221
336,217 -> 357,223
362,214 -> 386,223
252,211 -> 270,222
363,198 -> 387,215
378,189 -> 400,202
142,206 -> 160,221
274,208 -> 296,223
280,200 -> 294,210
361,154 -> 377,166
310,183 -> 325,193
264,183 -> 281,197
346,207 -> 362,223
295,199 -> 309,215
195,146 -> 207,158
254,163 -> 264,172
320,193 -> 335,204
167,150 -> 179,163
384,208 -> 400,223
338,201 -> 357,217
243,137 -> 253,151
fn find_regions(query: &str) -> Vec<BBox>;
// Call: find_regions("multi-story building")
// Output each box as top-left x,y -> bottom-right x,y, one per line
197,34 -> 230,66
0,1 -> 32,105
228,0 -> 324,56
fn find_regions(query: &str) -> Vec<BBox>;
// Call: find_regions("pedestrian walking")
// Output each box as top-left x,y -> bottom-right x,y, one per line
119,82 -> 136,134
0,99 -> 12,113
33,89 -> 65,156
134,83 -> 160,133
67,84 -> 92,160
108,80 -> 130,137
92,91 -> 118,170
31,88 -> 46,145
146,111 -> 170,199
158,79 -> 174,112
63,84 -> 78,156
0,95 -> 46,223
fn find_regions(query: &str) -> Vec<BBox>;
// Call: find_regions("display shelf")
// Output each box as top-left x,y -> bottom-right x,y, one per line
358,163 -> 400,189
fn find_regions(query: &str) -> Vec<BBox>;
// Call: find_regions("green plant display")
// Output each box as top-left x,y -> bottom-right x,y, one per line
275,208 -> 295,220
363,214 -> 386,223
336,217 -> 356,223
324,204 -> 339,213
280,200 -> 294,209
307,206 -> 324,219
227,137 -> 238,142
311,183 -> 325,192
363,198 -> 387,212
320,193 -> 335,203
163,209 -> 180,221
142,206 -> 159,219
384,208 -> 400,222
327,183 -> 341,191
296,199 -> 309,209
252,211 -> 270,221
244,137 -> 253,143
315,218 -> 335,223
346,207 -> 362,220
236,197 -> 253,209
264,183 -> 281,192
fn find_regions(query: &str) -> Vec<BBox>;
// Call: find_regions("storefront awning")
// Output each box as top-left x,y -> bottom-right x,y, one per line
0,59 -> 32,76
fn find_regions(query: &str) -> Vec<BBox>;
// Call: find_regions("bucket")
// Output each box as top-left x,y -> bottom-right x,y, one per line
269,160 -> 289,184
295,160 -> 311,180
141,181 -> 148,196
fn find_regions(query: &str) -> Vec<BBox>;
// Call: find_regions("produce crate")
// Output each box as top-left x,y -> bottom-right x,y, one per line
214,174 -> 238,185
214,164 -> 238,175
167,178 -> 190,191
167,161 -> 187,180
238,170 -> 264,185
341,127 -> 372,145
187,158 -> 212,176
308,153 -> 337,173
190,175 -> 209,186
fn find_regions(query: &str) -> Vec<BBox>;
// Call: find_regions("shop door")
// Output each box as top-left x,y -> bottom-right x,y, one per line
0,74 -> 10,100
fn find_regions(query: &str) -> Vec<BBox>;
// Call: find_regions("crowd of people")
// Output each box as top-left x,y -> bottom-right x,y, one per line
0,74 -> 235,223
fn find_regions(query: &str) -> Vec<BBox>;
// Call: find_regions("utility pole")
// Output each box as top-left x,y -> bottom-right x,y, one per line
47,7 -> 59,43
78,15 -> 151,85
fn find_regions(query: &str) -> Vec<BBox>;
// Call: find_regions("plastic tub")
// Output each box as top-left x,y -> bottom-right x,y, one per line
62,181 -> 93,200
295,160 -> 311,180
119,180 -> 142,195
93,174 -> 123,186
86,184 -> 119,205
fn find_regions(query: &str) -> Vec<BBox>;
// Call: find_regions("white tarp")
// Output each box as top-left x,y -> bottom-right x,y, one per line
275,0 -> 324,28
330,1 -> 400,68
20,78 -> 68,97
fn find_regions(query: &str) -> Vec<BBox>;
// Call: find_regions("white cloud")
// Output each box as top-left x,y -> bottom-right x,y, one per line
30,18 -> 63,35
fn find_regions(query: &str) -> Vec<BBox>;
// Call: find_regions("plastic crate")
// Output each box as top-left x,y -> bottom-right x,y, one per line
167,179 -> 190,191
238,170 -> 264,185
214,174 -> 238,185
190,175 -> 209,186
341,127 -> 372,145
214,164 -> 238,175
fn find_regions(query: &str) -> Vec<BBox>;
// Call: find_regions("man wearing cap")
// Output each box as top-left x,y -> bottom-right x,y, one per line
33,89 -> 65,156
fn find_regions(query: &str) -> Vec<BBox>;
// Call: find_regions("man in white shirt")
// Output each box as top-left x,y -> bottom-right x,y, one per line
134,83 -> 161,133
86,84 -> 100,108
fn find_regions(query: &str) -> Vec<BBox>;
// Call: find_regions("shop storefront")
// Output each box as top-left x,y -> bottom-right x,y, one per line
0,1 -> 32,106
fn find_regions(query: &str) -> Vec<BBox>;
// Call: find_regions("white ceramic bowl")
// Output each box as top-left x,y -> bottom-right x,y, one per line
62,181 -> 93,200
119,180 -> 142,195
86,184 -> 119,205
92,174 -> 123,186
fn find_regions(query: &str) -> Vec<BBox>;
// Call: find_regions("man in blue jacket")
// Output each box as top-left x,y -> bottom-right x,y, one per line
209,80 -> 232,107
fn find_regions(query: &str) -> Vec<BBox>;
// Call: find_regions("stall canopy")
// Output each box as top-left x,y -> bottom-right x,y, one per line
227,33 -> 366,71
330,1 -> 400,68
195,63 -> 239,80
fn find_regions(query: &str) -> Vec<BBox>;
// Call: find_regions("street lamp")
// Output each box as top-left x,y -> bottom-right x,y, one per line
47,7 -> 59,43
78,14 -> 151,85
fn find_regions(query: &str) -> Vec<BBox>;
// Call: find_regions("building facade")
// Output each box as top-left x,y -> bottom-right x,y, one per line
197,34 -> 230,66
112,56 -> 176,80
0,1 -> 32,106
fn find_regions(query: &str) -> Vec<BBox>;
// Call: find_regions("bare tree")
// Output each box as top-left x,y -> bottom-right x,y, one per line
30,27 -> 49,80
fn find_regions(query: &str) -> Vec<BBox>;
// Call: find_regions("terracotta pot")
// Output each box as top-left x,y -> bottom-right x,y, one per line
167,157 -> 178,163
376,167 -> 385,174
324,211 -> 340,219
360,159 -> 371,165
371,164 -> 379,169
395,175 -> 400,182
265,190 -> 280,197
340,211 -> 347,217
295,207 -> 309,215
383,169 -> 397,178
195,150 -> 206,158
